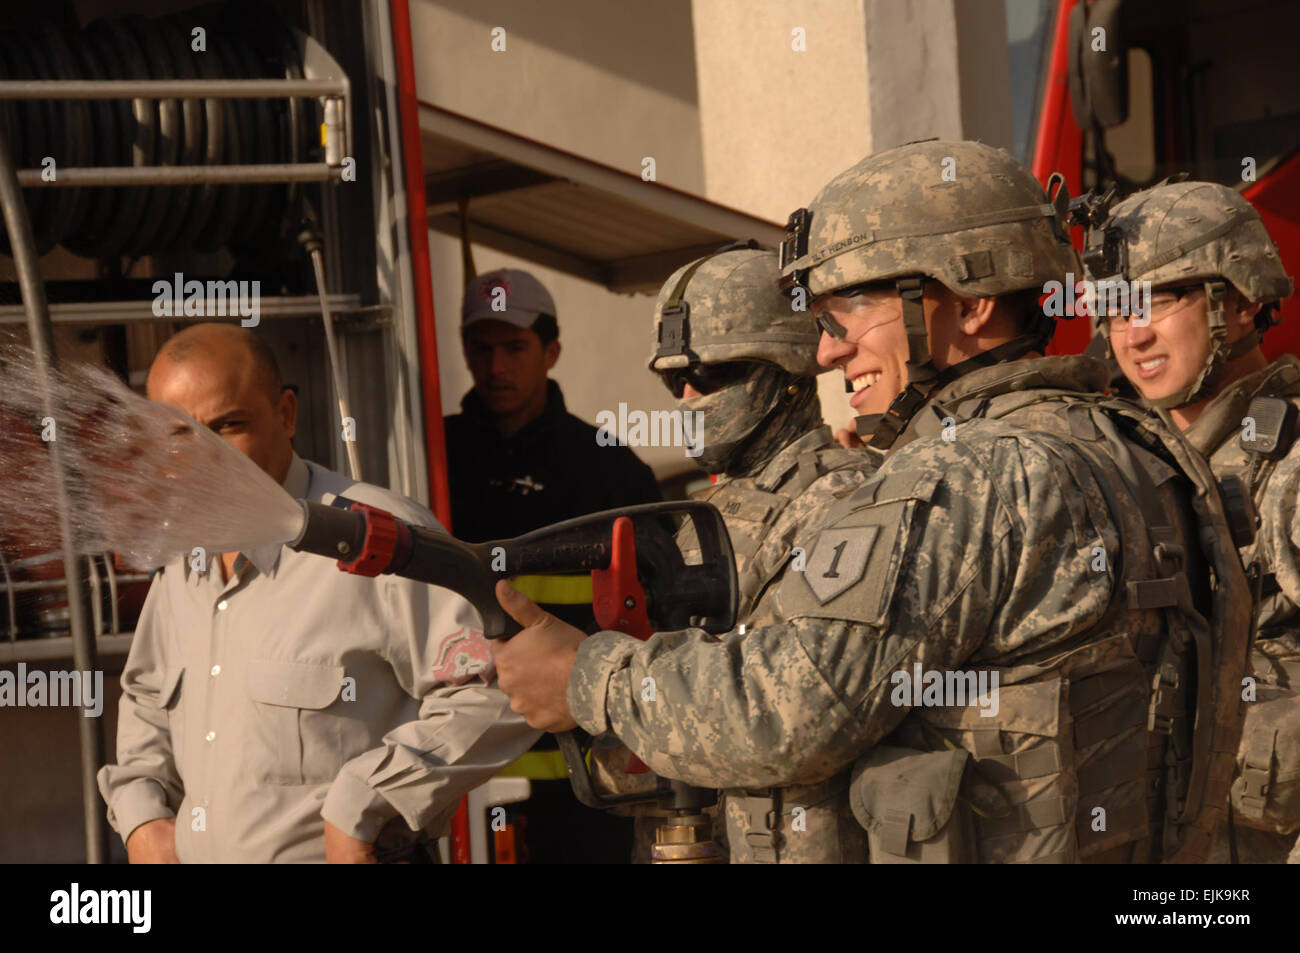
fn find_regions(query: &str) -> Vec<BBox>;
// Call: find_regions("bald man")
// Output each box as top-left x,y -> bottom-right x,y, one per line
97,324 -> 539,863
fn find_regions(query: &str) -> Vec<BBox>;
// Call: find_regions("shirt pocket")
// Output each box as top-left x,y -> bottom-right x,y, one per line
158,665 -> 186,779
246,660 -> 345,786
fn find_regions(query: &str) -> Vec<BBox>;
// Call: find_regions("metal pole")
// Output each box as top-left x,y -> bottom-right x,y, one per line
0,77 -> 347,99
301,228 -> 363,481
0,132 -> 109,864
17,163 -> 340,187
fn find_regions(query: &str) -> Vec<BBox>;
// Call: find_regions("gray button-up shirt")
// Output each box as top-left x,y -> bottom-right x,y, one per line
97,454 -> 540,862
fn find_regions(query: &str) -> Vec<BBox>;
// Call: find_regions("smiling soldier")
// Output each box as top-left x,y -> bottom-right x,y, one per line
1092,180 -> 1299,863
488,141 -> 1252,865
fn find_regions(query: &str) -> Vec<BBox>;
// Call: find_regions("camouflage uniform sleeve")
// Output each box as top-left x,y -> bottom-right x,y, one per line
1255,444 -> 1300,622
567,424 -> 1120,790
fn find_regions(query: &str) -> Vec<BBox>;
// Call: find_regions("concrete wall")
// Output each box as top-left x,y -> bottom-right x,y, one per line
410,0 -> 705,193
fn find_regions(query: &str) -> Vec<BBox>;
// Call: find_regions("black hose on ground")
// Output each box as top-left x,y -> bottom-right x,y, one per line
0,125 -> 109,865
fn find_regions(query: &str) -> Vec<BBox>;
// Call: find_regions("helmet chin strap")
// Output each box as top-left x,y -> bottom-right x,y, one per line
1142,280 -> 1258,411
853,278 -> 1053,450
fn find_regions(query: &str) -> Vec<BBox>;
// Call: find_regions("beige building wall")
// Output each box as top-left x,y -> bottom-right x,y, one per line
409,0 -> 705,192
415,0 -> 1018,470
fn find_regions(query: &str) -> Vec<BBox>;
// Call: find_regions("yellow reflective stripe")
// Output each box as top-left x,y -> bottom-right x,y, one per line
500,749 -> 569,780
509,574 -> 593,605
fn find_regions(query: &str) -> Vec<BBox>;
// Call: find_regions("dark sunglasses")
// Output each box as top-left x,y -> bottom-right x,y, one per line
661,361 -> 757,398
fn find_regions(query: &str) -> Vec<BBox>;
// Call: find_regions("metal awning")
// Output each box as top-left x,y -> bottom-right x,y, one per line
419,104 -> 785,294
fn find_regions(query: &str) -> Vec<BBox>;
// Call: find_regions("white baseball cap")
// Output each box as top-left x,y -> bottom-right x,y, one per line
462,268 -> 556,330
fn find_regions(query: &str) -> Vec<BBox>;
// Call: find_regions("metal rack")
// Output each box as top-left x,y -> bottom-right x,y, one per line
0,10 -> 363,863
0,76 -> 351,188
0,552 -> 147,663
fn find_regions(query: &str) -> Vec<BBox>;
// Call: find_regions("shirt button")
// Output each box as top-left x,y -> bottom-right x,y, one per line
205,730 -> 216,742
210,664 -> 221,677
217,600 -> 228,611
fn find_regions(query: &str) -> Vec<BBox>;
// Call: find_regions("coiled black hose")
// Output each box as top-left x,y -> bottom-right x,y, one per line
0,5 -> 315,258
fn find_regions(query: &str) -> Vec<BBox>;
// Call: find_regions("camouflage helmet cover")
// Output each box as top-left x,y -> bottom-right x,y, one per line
649,248 -> 821,378
1093,180 -> 1294,410
1099,180 -> 1293,304
779,139 -> 1080,298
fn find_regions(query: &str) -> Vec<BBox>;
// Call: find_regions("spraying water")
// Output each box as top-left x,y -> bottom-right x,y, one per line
0,344 -> 306,569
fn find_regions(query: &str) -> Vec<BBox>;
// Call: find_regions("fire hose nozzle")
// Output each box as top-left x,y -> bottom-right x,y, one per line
289,499 -> 409,576
337,502 -> 405,576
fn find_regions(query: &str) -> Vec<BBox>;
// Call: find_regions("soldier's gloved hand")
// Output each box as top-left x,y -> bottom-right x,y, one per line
490,580 -> 583,732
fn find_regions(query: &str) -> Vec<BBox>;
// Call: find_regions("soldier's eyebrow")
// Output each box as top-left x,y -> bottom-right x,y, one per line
204,407 -> 256,430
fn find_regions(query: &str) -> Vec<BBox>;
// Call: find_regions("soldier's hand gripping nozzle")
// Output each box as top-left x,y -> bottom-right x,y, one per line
288,498 -> 738,863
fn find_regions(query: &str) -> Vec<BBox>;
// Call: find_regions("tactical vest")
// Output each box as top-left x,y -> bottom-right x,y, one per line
844,358 -> 1250,864
677,426 -> 877,863
1184,357 -> 1300,855
680,426 -> 870,623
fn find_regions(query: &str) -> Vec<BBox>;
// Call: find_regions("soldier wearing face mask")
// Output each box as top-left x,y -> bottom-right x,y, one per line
649,246 -> 876,625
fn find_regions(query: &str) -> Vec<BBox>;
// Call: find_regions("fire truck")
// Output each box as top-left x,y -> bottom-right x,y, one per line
1023,0 -> 1299,357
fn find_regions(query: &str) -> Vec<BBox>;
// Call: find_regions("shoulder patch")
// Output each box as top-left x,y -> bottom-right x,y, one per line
777,467 -> 943,626
805,526 -> 880,603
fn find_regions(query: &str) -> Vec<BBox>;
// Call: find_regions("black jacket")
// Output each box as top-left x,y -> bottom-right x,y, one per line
444,380 -> 662,544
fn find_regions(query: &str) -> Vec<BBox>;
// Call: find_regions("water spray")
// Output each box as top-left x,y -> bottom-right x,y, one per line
0,131 -> 108,864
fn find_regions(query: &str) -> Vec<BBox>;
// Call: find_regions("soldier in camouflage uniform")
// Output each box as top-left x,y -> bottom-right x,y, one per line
491,140 -> 1252,864
641,247 -> 877,860
1091,180 -> 1298,863
649,247 -> 874,623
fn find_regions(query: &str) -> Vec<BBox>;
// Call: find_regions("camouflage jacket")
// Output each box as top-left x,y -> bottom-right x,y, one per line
1183,355 -> 1300,861
1183,354 -> 1300,665
679,425 -> 873,624
568,356 -> 1250,864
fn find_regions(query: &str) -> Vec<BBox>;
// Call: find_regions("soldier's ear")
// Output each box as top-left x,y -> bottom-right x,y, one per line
1231,291 -> 1262,329
955,294 -> 999,336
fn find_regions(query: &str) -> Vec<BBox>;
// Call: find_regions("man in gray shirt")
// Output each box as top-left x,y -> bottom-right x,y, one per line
97,323 -> 539,862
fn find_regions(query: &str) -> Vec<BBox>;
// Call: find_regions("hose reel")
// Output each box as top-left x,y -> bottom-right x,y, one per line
0,3 -> 350,258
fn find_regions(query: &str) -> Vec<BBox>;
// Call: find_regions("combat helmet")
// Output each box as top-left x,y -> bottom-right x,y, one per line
778,139 -> 1079,449
650,245 -> 822,474
1084,179 -> 1294,409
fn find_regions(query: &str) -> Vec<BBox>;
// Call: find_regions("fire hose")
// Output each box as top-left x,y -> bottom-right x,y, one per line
290,498 -> 737,863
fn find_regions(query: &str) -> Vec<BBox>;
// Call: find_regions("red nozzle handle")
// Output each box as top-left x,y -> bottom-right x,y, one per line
591,516 -> 652,640
337,502 -> 401,576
